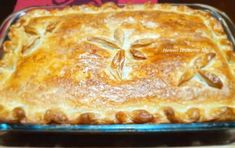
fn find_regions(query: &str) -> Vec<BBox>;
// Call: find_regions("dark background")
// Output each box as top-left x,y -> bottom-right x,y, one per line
0,0 -> 234,147
0,131 -> 234,147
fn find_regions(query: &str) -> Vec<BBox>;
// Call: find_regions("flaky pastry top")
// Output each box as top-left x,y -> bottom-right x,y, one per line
0,3 -> 235,124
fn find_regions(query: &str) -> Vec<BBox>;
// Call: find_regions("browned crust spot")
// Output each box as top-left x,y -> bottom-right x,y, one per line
12,107 -> 26,121
163,107 -> 181,123
44,109 -> 68,124
185,108 -> 200,122
116,111 -> 128,123
78,113 -> 98,124
0,105 -> 5,112
131,110 -> 154,123
208,107 -> 235,121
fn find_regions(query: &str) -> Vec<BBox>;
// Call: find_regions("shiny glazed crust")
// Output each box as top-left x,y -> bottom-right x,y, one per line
0,3 -> 235,124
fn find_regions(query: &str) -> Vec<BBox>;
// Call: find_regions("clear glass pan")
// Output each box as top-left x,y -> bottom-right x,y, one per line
0,3 -> 234,133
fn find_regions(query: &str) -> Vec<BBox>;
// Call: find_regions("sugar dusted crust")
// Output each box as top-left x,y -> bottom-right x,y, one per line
0,3 -> 235,124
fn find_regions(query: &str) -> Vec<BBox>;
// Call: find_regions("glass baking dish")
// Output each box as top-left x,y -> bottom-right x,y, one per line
0,3 -> 234,133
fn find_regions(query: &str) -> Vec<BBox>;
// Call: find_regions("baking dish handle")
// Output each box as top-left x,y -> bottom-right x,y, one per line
221,12 -> 235,35
218,11 -> 235,45
0,12 -> 18,47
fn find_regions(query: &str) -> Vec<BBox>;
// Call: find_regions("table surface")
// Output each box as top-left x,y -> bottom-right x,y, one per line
0,0 -> 235,147
0,0 -> 235,23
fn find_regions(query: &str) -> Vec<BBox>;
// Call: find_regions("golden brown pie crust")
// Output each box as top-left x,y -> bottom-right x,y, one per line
0,3 -> 235,124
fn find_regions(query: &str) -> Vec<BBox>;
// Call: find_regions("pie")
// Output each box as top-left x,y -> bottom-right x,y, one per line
0,3 -> 235,124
